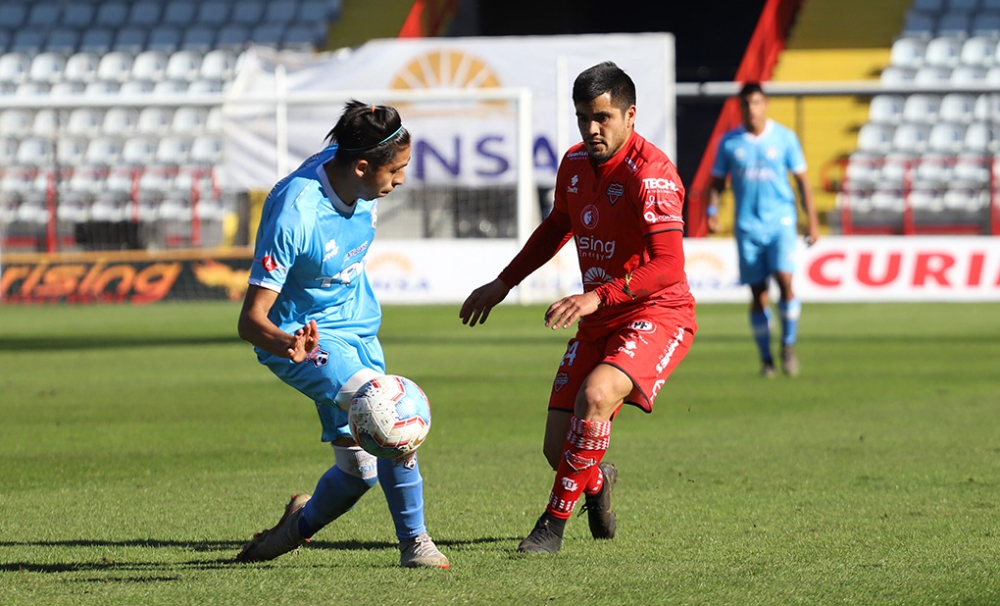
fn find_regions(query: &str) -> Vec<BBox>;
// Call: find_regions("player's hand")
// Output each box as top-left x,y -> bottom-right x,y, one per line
287,319 -> 319,362
707,215 -> 720,234
544,292 -> 601,330
805,227 -> 820,247
460,278 -> 510,327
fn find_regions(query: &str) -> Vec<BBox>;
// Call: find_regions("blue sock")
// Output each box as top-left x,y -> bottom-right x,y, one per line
778,299 -> 802,346
299,465 -> 377,538
378,456 -> 427,542
750,308 -> 773,363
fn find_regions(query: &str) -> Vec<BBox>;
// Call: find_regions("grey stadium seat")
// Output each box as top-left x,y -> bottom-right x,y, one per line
63,52 -> 101,83
28,52 -> 67,84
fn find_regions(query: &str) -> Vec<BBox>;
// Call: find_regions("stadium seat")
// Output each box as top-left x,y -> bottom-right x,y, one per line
113,26 -> 148,53
0,108 -> 33,137
165,50 -> 202,81
94,2 -> 130,28
131,50 -> 169,81
868,94 -> 905,124
137,107 -> 176,136
27,1 -> 62,28
100,107 -> 139,138
128,1 -> 163,26
66,107 -> 107,137
299,0 -> 329,23
181,26 -> 216,52
148,28 -> 183,54
0,5 -> 27,30
927,122 -> 967,153
31,108 -> 59,138
880,66 -> 917,86
45,27 -> 81,54
199,49 -> 238,80
902,10 -> 936,38
959,35 -> 996,66
204,106 -> 222,133
890,37 -> 928,68
56,192 -> 92,224
283,24 -> 323,50
971,12 -> 1000,36
973,93 -> 1000,121
187,78 -> 226,93
163,0 -> 198,27
50,81 -> 86,96
84,136 -> 125,166
907,189 -> 944,212
10,30 -> 45,54
963,122 -> 1000,152
948,0 -> 979,11
951,153 -> 990,185
196,1 -> 232,27
171,106 -> 209,135
950,65 -> 988,84
28,52 -> 67,84
231,1 -> 267,26
912,152 -> 953,190
156,136 -> 193,165
845,152 -> 882,190
943,186 -> 988,211
924,36 -> 963,67
153,79 -> 189,94
939,93 -> 977,122
189,135 -> 223,165
84,80 -> 120,96
119,79 -> 156,95
0,52 -> 31,85
216,25 -> 251,50
936,12 -> 972,37
63,51 -> 101,83
16,81 -> 51,96
902,93 -> 942,123
251,24 -> 286,48
870,190 -> 905,212
0,135 -> 18,165
79,27 -> 115,54
914,65 -> 952,86
56,136 -> 90,166
66,164 -> 109,197
857,123 -> 895,153
892,123 -> 932,153
122,137 -> 160,166
16,137 -> 55,166
264,1 -> 300,25
913,0 -> 945,11
61,4 -> 95,28
877,152 -> 919,191
97,51 -> 134,82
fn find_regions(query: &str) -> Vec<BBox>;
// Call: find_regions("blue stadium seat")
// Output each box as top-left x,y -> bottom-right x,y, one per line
10,30 -> 45,54
196,1 -> 232,27
216,25 -> 251,50
45,27 -> 81,54
947,0 -> 978,11
62,4 -> 95,28
148,27 -> 183,53
79,27 -> 115,54
0,29 -> 11,55
231,1 -> 267,26
129,1 -> 163,26
971,11 -> 1000,35
283,24 -> 323,50
913,0 -> 946,11
94,2 -> 130,28
113,26 -> 148,53
181,26 -> 216,52
27,1 -> 62,28
903,10 -> 936,37
264,1 -> 299,25
252,24 -> 286,48
163,0 -> 198,27
0,5 -> 27,30
299,0 -> 328,23
936,12 -> 972,36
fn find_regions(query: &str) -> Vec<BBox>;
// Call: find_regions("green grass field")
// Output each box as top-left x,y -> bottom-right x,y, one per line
1,301 -> 998,605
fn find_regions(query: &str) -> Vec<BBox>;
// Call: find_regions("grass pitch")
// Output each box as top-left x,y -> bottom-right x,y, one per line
0,301 -> 998,605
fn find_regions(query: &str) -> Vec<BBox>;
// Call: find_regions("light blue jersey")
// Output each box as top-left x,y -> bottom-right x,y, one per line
248,144 -> 385,442
711,119 -> 806,238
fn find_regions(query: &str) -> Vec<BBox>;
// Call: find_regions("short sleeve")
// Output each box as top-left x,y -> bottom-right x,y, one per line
248,209 -> 301,293
710,136 -> 729,179
786,130 -> 807,174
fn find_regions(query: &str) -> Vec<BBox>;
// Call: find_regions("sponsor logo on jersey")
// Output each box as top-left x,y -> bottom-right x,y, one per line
553,371 -> 570,392
607,182 -> 624,205
583,266 -> 614,287
617,340 -> 637,358
567,174 -> 579,194
567,150 -> 589,160
624,156 -> 638,173
643,210 -> 683,225
655,326 -> 686,373
651,379 -> 666,400
642,177 -> 682,193
577,235 -> 616,260
581,205 -> 599,229
345,240 -> 369,260
322,239 -> 340,262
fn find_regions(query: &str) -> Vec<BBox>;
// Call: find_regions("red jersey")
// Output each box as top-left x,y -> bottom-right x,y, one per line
552,131 -> 693,326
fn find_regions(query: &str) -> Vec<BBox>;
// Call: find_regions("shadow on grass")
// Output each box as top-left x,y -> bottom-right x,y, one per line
0,335 -> 241,352
0,535 -> 517,576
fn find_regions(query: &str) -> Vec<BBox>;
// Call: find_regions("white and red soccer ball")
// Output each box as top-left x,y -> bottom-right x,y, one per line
349,375 -> 431,459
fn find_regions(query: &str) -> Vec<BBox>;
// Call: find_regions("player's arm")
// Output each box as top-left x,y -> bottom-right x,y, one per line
793,170 -> 820,246
707,176 -> 726,234
237,284 -> 318,362
460,208 -> 572,327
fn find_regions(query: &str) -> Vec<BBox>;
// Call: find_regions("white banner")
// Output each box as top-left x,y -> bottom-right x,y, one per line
224,33 -> 675,189
367,237 -> 1000,305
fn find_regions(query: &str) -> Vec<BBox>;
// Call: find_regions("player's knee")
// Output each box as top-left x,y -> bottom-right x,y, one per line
334,368 -> 381,411
334,444 -> 379,488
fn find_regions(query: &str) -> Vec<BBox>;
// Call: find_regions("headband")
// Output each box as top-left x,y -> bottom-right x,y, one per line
340,125 -> 405,153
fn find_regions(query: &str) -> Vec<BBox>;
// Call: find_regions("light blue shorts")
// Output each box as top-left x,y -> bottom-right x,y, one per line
258,331 -> 385,442
735,225 -> 798,286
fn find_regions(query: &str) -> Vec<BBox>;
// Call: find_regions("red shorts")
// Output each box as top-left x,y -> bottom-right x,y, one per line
548,303 -> 696,414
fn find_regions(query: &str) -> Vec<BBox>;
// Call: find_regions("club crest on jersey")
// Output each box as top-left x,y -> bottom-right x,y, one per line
553,371 -> 570,392
307,348 -> 329,368
607,182 -> 624,205
581,205 -> 599,229
261,255 -> 279,272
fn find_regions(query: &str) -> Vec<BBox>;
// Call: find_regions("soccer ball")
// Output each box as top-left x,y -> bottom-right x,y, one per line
349,375 -> 431,459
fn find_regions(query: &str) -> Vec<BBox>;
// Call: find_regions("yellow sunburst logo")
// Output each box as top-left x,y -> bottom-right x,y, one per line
389,50 -> 507,116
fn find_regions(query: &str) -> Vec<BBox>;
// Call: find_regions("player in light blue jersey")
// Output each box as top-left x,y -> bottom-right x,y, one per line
236,100 -> 449,569
708,83 -> 819,378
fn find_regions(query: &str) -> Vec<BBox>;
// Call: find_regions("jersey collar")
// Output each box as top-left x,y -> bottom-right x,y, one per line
316,154 -> 357,216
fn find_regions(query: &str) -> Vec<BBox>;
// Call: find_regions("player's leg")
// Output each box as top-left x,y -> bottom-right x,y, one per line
378,454 -> 450,568
772,228 -> 801,376
738,236 -> 775,375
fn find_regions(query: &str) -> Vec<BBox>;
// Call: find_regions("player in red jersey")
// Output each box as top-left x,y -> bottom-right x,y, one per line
460,62 -> 697,553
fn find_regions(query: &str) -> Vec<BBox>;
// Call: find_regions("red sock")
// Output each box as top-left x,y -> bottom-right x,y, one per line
545,416 -> 611,520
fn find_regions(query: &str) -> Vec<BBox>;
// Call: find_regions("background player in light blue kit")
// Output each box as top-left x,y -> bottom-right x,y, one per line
708,83 -> 819,377
235,100 -> 449,569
